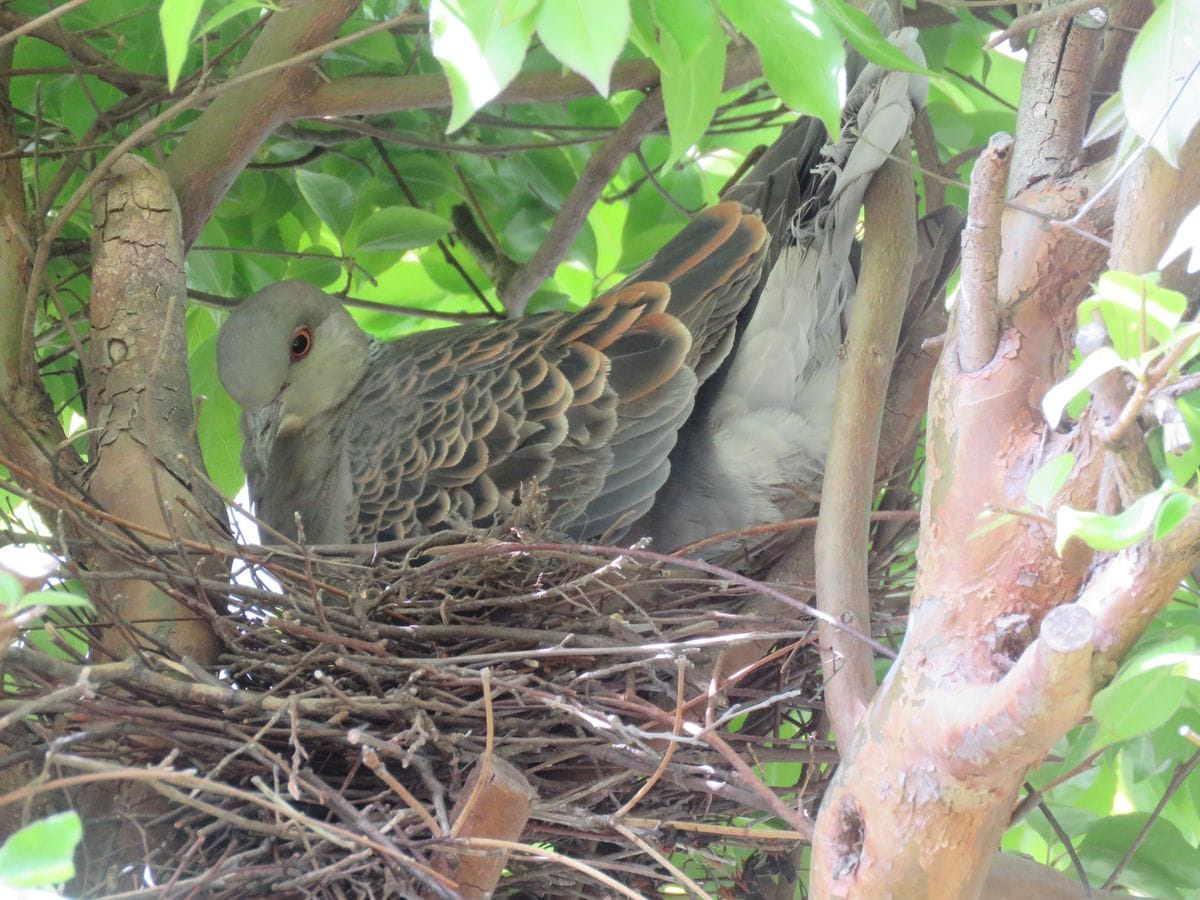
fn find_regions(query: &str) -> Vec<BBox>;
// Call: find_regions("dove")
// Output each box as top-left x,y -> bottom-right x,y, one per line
217,29 -> 957,549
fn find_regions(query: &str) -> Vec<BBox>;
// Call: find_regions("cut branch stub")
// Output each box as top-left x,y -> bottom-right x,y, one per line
431,755 -> 537,899
958,132 -> 1012,374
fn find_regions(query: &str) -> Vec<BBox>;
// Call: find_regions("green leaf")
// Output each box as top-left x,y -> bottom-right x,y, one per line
0,572 -> 20,610
1056,487 -> 1185,556
353,207 -> 453,254
1027,452 -> 1075,509
158,0 -> 204,91
658,14 -> 725,168
0,811 -> 82,888
1083,90 -> 1127,148
1154,490 -> 1197,539
499,0 -> 541,24
536,0 -> 631,97
815,0 -> 931,74
1165,393 -> 1200,485
188,310 -> 245,499
629,1 -> 661,61
1079,814 -> 1200,897
1092,665 -> 1186,749
14,589 -> 93,613
1042,346 -> 1126,428
430,0 -> 536,131
651,0 -> 718,64
1121,0 -> 1200,166
294,170 -> 356,242
200,0 -> 276,36
718,0 -> 844,137
1078,271 -> 1187,361
1055,487 -> 1176,555
286,245 -> 344,287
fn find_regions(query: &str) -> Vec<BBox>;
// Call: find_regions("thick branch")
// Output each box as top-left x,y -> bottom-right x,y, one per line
164,0 -> 360,247
812,166 -> 1117,899
296,56 -> 666,119
816,143 -> 918,746
1109,128 -> 1200,289
87,155 -> 222,663
1089,130 -> 1200,509
945,603 -> 1095,775
876,205 -> 964,478
1009,11 -> 1102,192
1081,504 -> 1200,665
0,46 -> 79,514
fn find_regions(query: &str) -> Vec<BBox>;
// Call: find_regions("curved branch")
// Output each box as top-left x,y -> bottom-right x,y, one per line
164,0 -> 362,247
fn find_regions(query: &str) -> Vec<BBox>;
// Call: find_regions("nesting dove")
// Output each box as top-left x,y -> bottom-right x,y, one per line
217,29 -> 959,549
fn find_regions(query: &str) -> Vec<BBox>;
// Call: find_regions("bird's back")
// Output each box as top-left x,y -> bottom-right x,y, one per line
341,203 -> 768,543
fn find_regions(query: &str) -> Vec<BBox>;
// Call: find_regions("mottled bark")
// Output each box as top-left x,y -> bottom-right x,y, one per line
811,165 -> 1118,900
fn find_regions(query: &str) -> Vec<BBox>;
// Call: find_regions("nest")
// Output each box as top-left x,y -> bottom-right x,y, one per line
0,494 -> 872,899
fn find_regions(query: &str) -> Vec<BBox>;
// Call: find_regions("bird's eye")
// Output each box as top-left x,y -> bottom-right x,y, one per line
291,327 -> 313,361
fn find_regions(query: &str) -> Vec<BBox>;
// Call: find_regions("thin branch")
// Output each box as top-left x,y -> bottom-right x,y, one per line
1101,749 -> 1200,890
498,87 -> 666,315
0,0 -> 92,50
987,0 -> 1113,50
497,49 -> 763,315
370,136 -> 500,317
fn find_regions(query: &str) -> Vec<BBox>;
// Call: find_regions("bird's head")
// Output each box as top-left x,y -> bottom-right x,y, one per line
217,281 -> 371,448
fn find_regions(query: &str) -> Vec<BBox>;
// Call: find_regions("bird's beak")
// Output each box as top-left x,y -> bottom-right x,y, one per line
246,404 -> 282,475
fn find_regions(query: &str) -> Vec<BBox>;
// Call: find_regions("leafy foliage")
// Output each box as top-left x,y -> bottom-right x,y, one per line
0,812 -> 82,891
3,0 -> 1200,894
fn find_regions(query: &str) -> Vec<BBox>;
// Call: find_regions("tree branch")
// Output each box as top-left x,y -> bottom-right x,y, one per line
0,44 -> 79,517
295,57 -> 666,119
1009,10 -> 1102,192
497,50 -> 763,314
164,0 -> 362,247
958,132 -> 1012,373
0,5 -> 159,95
816,141 -> 918,747
87,155 -> 223,664
1082,504 -> 1200,665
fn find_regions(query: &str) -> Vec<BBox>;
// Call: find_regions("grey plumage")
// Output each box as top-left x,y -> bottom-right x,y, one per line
217,29 -> 956,549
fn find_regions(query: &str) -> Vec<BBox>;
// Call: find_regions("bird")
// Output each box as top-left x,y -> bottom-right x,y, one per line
217,28 -> 957,550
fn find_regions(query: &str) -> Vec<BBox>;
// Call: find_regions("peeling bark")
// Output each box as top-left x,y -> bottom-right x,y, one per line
1008,11 -> 1102,192
811,168 -> 1117,898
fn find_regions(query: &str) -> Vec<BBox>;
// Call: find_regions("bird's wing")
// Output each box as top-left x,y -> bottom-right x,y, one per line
343,203 -> 767,542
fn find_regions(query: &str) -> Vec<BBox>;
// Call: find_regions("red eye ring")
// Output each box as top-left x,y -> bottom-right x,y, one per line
291,326 -> 313,361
